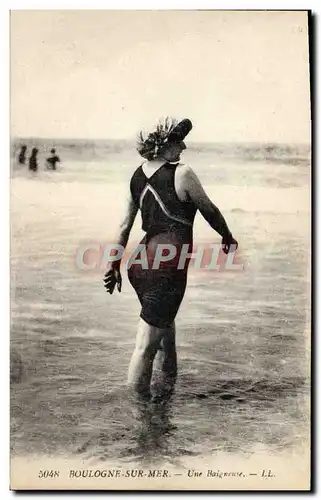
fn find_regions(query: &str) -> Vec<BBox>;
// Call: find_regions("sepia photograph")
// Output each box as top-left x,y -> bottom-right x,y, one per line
10,9 -> 311,490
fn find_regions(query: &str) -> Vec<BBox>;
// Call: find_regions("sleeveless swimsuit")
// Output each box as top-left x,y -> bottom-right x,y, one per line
128,162 -> 197,328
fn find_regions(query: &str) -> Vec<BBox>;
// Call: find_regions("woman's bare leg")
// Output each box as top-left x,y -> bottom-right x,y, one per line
154,322 -> 177,382
127,318 -> 163,395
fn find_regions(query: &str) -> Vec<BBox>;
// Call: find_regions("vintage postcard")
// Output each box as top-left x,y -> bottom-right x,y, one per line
10,10 -> 311,490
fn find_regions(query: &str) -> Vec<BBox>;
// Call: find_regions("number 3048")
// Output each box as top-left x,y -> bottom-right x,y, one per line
38,470 -> 60,478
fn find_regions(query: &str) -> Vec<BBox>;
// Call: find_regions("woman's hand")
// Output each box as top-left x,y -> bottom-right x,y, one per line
103,268 -> 122,294
221,233 -> 238,255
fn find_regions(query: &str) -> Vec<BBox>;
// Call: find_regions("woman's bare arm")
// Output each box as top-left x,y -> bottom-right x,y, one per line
114,190 -> 139,250
181,166 -> 238,252
104,188 -> 138,293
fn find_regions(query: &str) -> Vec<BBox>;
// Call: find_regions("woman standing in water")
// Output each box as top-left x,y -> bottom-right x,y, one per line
28,147 -> 39,172
104,117 -> 238,398
18,145 -> 27,165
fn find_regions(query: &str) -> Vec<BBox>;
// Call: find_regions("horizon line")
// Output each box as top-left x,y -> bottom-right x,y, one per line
10,136 -> 311,146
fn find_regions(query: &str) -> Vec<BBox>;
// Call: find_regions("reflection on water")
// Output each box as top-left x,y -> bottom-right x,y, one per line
124,395 -> 178,467
72,387 -> 180,466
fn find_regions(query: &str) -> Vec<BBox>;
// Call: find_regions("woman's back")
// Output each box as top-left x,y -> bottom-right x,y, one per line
130,161 -> 197,239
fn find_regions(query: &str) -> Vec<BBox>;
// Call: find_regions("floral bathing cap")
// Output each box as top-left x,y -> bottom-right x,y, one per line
136,117 -> 193,160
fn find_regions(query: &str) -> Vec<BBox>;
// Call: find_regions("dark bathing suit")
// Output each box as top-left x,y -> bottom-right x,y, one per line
128,162 -> 197,328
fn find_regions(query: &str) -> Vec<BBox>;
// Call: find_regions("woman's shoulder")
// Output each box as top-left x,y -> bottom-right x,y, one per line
175,163 -> 195,177
175,163 -> 201,191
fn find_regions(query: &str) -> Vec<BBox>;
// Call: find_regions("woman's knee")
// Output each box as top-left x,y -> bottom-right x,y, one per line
136,323 -> 163,352
134,342 -> 158,360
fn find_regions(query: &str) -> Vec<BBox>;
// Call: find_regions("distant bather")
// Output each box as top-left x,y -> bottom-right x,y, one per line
18,145 -> 27,165
46,149 -> 60,170
29,148 -> 39,172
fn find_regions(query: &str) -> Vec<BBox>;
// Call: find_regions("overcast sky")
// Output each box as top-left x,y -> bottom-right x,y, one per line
10,10 -> 311,143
